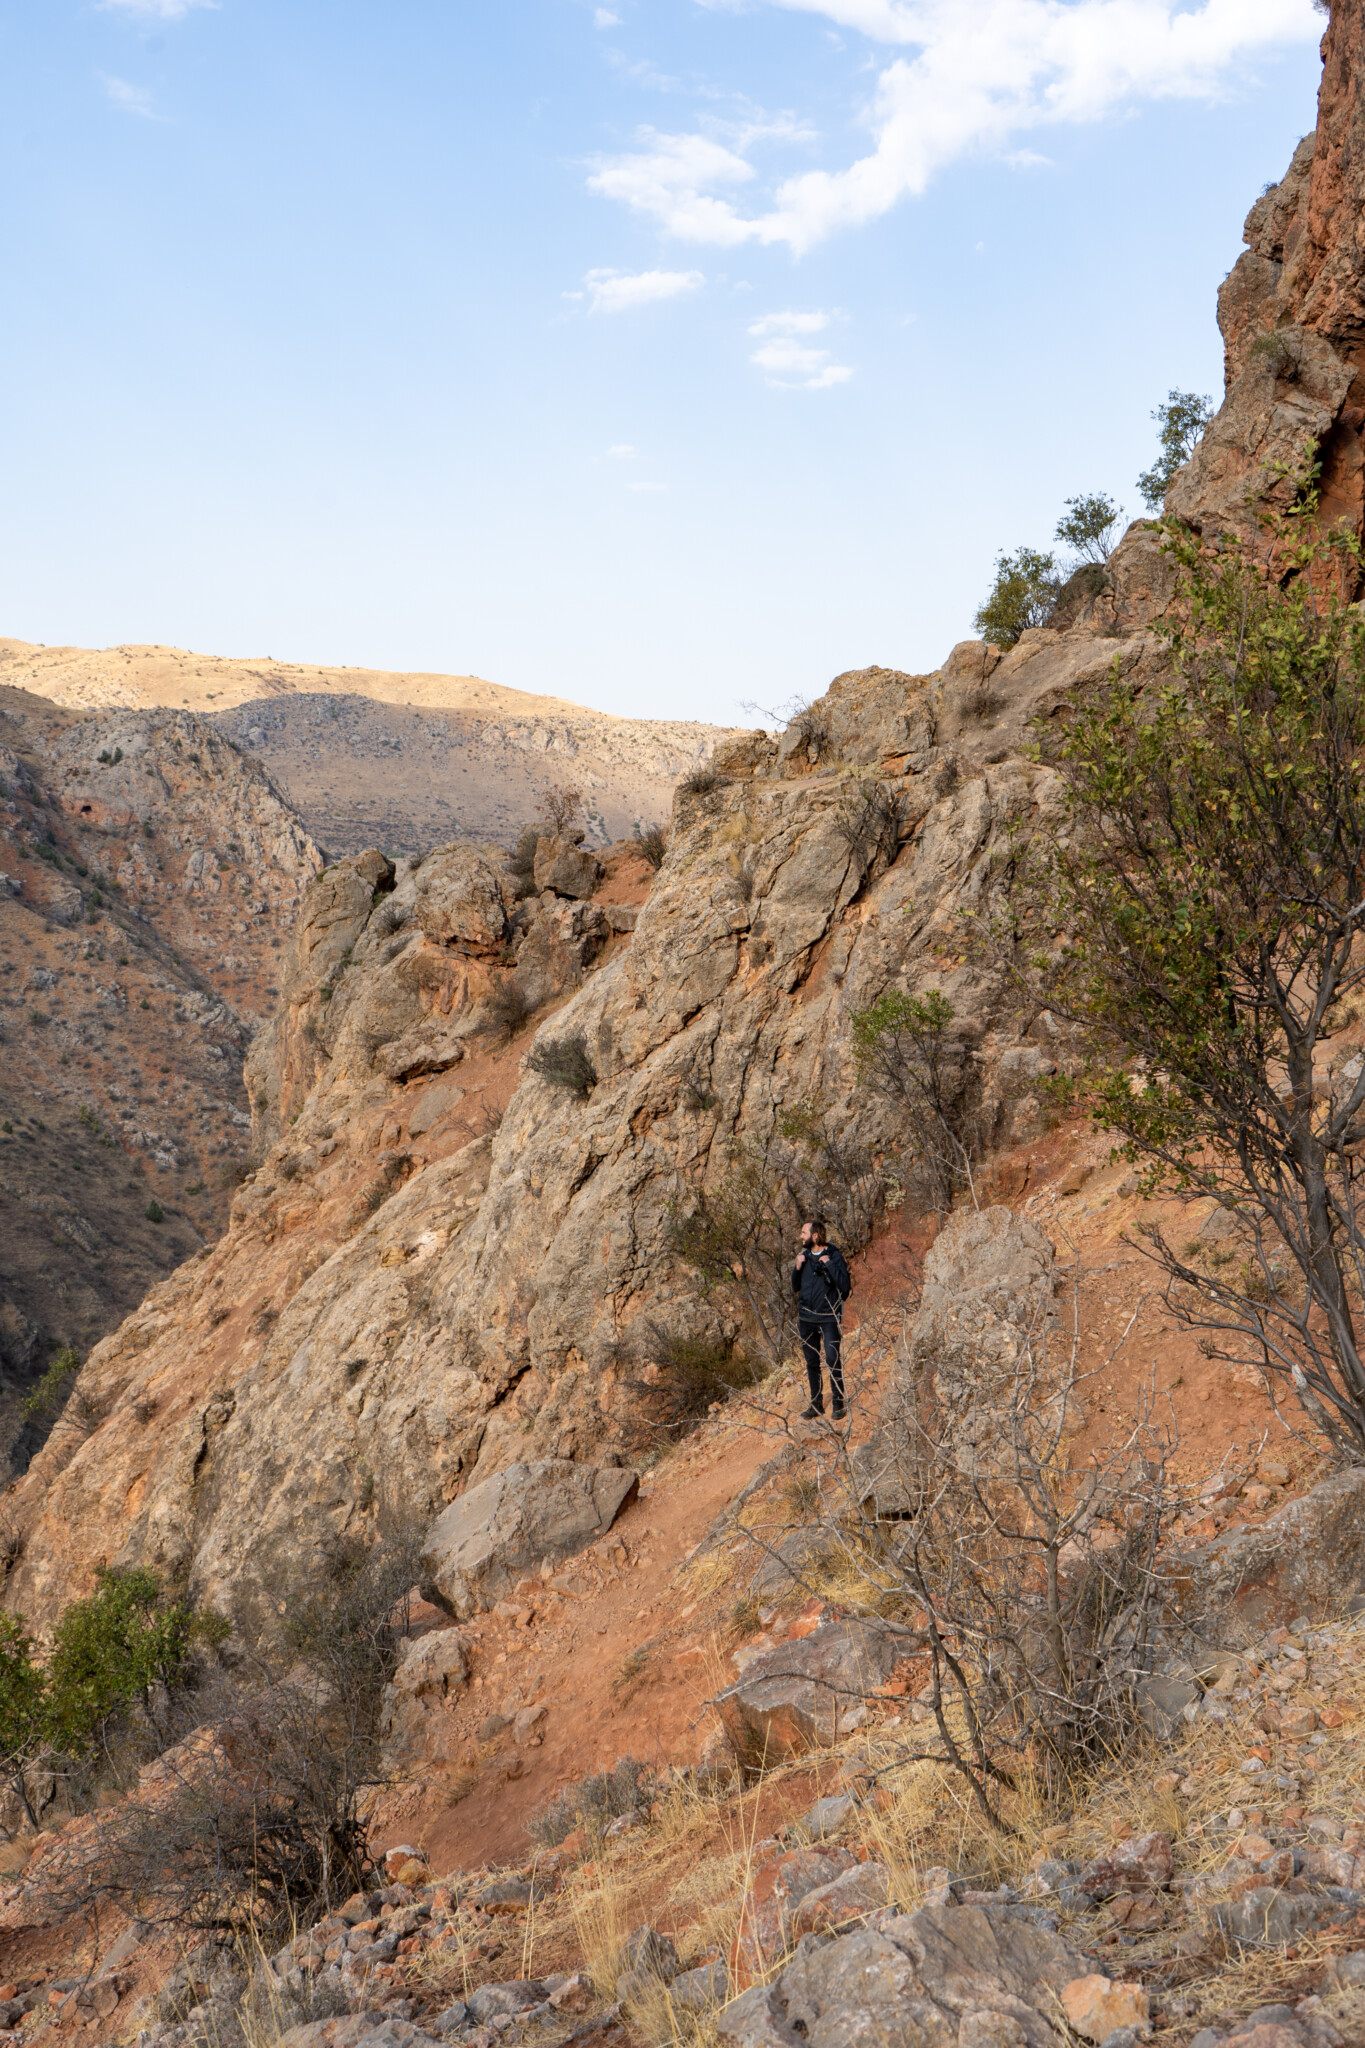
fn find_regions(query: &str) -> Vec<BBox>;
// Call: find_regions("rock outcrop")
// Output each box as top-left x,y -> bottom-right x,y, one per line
1168,0 -> 1365,553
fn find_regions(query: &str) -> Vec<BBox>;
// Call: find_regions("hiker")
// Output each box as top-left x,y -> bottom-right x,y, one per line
791,1216 -> 851,1420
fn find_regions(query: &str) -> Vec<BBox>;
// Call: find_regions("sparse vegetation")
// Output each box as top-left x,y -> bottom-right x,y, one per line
145,1198 -> 164,1222
526,1755 -> 660,1846
679,765 -> 718,797
526,1029 -> 597,1097
1137,387 -> 1214,509
537,780 -> 584,833
634,821 -> 667,870
20,1346 -> 82,1423
484,972 -> 531,1038
832,778 -> 904,869
851,988 -> 978,1209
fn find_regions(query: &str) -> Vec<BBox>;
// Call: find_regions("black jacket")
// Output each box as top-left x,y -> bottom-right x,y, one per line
792,1244 -> 851,1316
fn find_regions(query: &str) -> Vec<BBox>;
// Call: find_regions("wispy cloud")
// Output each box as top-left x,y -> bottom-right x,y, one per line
98,0 -> 216,16
101,73 -> 158,117
627,480 -> 669,491
580,266 -> 705,313
607,443 -> 639,459
592,0 -> 1321,253
595,6 -> 621,23
748,310 -> 853,388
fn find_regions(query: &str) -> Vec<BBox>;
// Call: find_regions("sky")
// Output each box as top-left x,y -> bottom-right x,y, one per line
0,0 -> 1328,726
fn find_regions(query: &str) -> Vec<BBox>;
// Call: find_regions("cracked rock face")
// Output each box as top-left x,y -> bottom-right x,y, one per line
5,627 -> 1177,1633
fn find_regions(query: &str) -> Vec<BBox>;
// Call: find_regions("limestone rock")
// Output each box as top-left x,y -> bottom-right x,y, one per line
1059,1978 -> 1148,2044
513,897 -> 610,1010
718,1614 -> 912,1764
534,833 -> 602,900
378,1629 -> 468,1771
1176,1469 -> 1365,1643
720,1904 -> 1084,2048
421,1460 -> 639,1618
412,845 -> 510,951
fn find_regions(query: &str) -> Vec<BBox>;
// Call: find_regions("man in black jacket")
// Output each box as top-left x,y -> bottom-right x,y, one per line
792,1216 -> 851,1420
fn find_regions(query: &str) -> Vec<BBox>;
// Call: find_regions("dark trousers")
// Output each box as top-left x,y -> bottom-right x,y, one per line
799,1311 -> 844,1410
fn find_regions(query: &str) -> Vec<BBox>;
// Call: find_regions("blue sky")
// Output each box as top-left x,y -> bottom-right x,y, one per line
0,0 -> 1326,724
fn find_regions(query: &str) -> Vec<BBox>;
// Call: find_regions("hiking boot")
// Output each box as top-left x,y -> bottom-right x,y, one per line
799,1402 -> 824,1420
831,1402 -> 847,1421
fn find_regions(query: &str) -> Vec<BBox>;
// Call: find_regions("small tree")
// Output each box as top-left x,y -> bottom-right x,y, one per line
851,989 -> 976,1210
526,1030 -> 597,1097
1054,492 -> 1122,564
1137,389 -> 1214,510
0,1616 -> 49,1828
1010,509 -> 1365,1459
973,547 -> 1059,649
537,782 -> 584,834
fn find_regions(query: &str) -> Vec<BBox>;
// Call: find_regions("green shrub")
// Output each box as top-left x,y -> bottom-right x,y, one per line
44,1567 -> 199,1756
1137,388 -> 1213,509
21,1347 -> 82,1422
0,1616 -> 47,1827
145,1199 -> 164,1223
1054,492 -> 1122,564
526,1029 -> 596,1097
972,546 -> 1059,648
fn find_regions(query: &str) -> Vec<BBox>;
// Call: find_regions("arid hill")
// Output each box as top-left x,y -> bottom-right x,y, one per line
0,639 -> 742,857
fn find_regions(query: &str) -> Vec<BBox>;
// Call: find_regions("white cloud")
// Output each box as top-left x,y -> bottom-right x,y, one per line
101,74 -> 157,117
98,0 -> 215,16
607,443 -> 639,459
749,313 -> 853,388
582,266 -> 705,313
748,309 -> 832,337
590,0 -> 1321,253
595,6 -> 621,22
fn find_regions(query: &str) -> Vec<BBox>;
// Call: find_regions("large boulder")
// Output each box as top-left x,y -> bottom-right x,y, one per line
378,1628 -> 469,1772
421,1460 -> 638,1618
718,1903 -> 1085,2048
533,833 -> 601,901
412,845 -> 509,951
859,1207 -> 1060,1513
717,1614 -> 916,1765
1177,1469 -> 1365,1645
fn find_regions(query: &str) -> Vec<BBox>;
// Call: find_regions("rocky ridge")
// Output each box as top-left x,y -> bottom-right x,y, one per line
0,639 -> 742,857
0,684 -> 320,1469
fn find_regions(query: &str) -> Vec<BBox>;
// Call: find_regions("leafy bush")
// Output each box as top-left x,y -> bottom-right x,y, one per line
1137,388 -> 1213,509
526,1755 -> 660,1846
526,1029 -> 597,1097
44,1567 -> 202,1756
851,989 -> 977,1210
145,1199 -> 164,1223
1009,506 -> 1365,1458
1054,492 -> 1122,564
634,822 -> 667,870
973,546 -> 1060,648
0,1616 -> 48,1826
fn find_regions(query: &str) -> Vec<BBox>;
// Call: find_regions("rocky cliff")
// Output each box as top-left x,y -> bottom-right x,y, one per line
5,7 -> 1358,1642
1168,0 -> 1365,551
0,685 -> 320,1472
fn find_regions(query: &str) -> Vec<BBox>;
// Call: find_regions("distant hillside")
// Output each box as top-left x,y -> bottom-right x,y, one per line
0,640 -> 743,857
